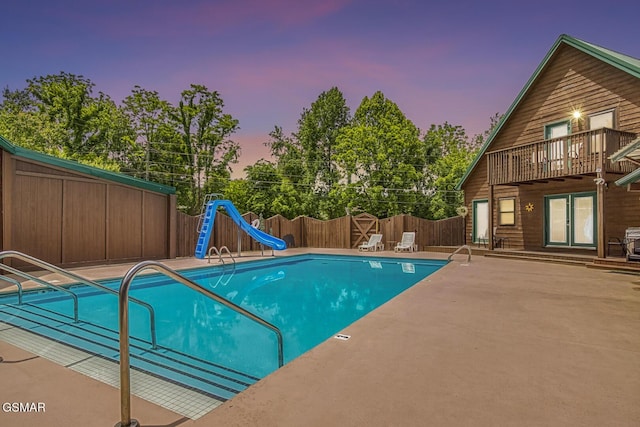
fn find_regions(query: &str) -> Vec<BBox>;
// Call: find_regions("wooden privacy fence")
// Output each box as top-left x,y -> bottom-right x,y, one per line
176,211 -> 464,257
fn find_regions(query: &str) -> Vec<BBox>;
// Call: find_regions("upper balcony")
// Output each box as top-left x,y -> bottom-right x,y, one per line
487,128 -> 637,186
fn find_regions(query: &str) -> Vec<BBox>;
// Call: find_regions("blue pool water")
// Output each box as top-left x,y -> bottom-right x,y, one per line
1,254 -> 445,378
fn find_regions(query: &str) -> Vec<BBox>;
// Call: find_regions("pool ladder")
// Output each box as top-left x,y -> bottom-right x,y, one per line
207,246 -> 236,288
0,250 -> 158,348
207,245 -> 235,264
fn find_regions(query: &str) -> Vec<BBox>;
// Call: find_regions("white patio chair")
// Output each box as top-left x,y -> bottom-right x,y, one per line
394,232 -> 416,252
358,234 -> 384,252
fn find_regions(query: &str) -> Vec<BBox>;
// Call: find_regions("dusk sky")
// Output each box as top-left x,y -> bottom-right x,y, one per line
2,0 -> 640,177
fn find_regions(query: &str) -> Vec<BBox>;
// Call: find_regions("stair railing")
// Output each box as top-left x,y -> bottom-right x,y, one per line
117,260 -> 284,427
0,264 -> 79,322
0,250 -> 157,348
447,245 -> 472,263
0,275 -> 24,305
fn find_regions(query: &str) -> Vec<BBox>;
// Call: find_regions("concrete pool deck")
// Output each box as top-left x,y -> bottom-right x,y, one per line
1,249 -> 639,426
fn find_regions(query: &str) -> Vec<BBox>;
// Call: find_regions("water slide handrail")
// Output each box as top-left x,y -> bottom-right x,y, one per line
117,260 -> 284,427
0,250 -> 157,348
0,274 -> 24,305
197,193 -> 221,233
447,245 -> 472,263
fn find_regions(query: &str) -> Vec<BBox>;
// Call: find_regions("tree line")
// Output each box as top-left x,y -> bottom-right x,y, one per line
0,72 -> 498,218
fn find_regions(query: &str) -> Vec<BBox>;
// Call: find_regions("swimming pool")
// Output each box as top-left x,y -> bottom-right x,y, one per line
0,254 -> 445,394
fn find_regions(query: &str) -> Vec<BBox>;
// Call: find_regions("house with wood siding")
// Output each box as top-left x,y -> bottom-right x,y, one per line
457,34 -> 640,258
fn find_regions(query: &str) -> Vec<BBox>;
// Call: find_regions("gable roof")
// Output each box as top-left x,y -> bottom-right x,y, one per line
456,34 -> 640,190
0,134 -> 176,195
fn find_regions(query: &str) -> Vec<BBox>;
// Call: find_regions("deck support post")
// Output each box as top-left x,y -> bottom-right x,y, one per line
488,184 -> 494,251
597,168 -> 606,259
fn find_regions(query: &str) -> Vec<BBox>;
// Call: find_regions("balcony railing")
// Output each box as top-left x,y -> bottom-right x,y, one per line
487,128 -> 637,185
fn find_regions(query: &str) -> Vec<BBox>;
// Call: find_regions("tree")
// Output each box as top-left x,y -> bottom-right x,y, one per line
120,86 -> 188,188
170,84 -> 240,214
243,160 -> 282,218
296,87 -> 351,213
0,72 -> 133,169
335,91 -> 425,218
422,122 -> 477,219
0,97 -> 66,154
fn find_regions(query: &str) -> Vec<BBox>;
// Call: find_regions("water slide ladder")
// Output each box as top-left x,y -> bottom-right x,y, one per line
195,194 -> 219,259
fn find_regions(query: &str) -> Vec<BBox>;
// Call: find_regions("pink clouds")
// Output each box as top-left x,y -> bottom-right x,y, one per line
232,132 -> 274,178
56,0 -> 354,39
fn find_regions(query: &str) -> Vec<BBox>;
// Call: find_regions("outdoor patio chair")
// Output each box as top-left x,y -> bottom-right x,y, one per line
394,232 -> 416,252
627,238 -> 640,262
493,227 -> 508,248
607,237 -> 626,257
358,234 -> 384,252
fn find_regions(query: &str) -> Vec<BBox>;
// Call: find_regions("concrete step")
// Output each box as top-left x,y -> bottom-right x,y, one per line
483,252 -> 590,266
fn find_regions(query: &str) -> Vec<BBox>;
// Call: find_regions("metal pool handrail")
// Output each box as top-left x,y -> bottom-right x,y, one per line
207,245 -> 236,264
117,260 -> 284,427
447,245 -> 472,263
0,264 -> 79,322
0,250 -> 157,348
0,274 -> 24,305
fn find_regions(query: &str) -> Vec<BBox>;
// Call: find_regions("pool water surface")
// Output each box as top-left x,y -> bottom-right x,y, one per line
2,254 -> 446,378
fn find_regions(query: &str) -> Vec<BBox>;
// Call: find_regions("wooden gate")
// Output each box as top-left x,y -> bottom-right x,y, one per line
351,213 -> 378,249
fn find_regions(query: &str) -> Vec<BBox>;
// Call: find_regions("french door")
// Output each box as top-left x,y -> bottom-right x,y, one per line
545,192 -> 596,247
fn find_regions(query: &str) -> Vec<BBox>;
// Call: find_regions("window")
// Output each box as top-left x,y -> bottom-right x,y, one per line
589,110 -> 615,153
589,110 -> 614,130
543,121 -> 570,170
498,198 -> 515,226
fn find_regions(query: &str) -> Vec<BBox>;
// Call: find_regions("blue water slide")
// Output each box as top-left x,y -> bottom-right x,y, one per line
194,200 -> 287,258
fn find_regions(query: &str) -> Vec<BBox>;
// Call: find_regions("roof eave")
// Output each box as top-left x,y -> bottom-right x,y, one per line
615,168 -> 640,187
1,135 -> 176,195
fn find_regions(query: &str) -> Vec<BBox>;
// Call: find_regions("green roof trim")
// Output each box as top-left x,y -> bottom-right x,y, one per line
0,135 -> 176,195
456,34 -> 640,190
615,167 -> 640,187
609,137 -> 640,163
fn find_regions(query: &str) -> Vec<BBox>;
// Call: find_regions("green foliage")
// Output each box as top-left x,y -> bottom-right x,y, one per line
335,91 -> 425,218
0,72 -> 499,221
1,72 -> 136,165
422,122 -> 478,219
296,87 -> 350,194
223,179 -> 251,213
171,84 -> 240,214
